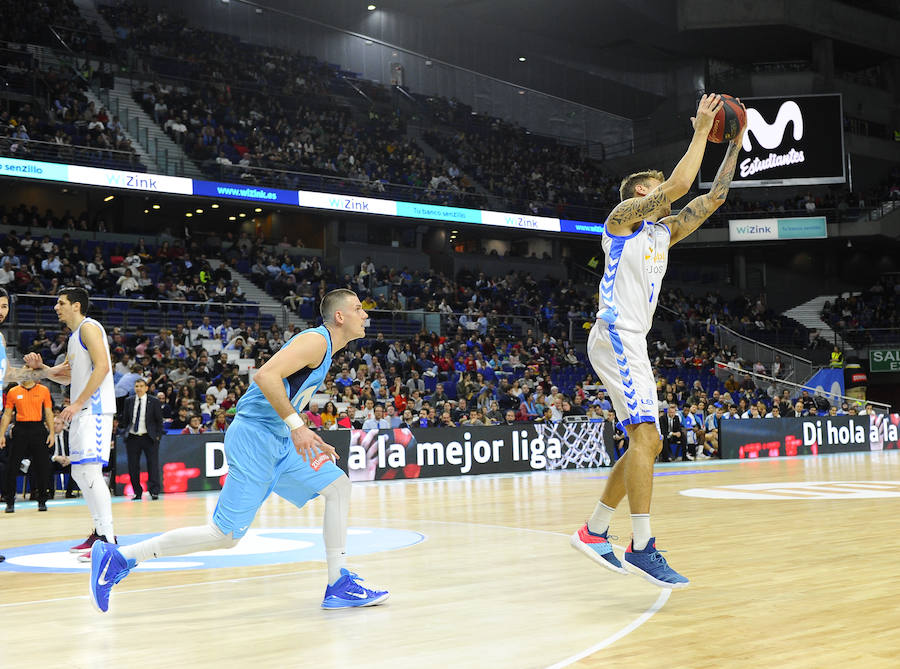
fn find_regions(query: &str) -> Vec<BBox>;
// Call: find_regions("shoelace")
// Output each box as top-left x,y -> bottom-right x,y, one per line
649,549 -> 669,565
112,567 -> 131,585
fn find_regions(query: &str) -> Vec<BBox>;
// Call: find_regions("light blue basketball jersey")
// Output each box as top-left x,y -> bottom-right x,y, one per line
235,325 -> 333,438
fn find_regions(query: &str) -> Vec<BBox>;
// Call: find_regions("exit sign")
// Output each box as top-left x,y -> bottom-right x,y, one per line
869,349 -> 900,372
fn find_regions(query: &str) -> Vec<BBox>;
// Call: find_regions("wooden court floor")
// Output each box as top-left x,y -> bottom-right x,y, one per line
1,451 -> 899,669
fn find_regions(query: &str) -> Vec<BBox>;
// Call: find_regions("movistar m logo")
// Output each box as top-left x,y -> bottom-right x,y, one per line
742,101 -> 803,152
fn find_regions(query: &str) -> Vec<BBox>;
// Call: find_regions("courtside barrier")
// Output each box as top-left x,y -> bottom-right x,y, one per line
719,415 -> 888,459
113,419 -> 612,495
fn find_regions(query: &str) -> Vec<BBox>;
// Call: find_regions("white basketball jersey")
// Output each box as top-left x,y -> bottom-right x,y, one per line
68,317 -> 116,415
596,221 -> 670,335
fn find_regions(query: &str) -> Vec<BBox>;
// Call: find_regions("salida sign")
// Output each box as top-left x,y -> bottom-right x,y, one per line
699,94 -> 845,188
869,348 -> 900,373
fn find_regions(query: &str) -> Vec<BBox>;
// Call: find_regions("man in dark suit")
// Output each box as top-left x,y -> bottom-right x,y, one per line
659,405 -> 685,462
120,378 -> 164,500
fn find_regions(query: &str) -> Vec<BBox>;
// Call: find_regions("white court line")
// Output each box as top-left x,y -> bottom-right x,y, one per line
545,589 -> 671,669
0,569 -> 307,609
2,518 -> 671,665
352,516 -> 671,666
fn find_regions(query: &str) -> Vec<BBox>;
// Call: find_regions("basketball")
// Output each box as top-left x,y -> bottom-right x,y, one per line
707,94 -> 746,143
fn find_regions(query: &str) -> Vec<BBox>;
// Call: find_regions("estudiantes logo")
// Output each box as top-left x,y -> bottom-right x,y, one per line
740,101 -> 805,177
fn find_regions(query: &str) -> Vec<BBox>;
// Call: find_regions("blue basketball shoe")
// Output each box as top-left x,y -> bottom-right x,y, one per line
570,524 -> 628,575
624,537 -> 689,589
322,568 -> 389,609
89,541 -> 136,612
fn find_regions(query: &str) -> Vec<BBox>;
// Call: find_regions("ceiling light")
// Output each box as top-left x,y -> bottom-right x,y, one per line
211,203 -> 220,209
228,216 -> 236,221
518,90 -> 525,95
103,195 -> 114,202
152,204 -> 160,209
239,213 -> 246,218
185,213 -> 193,217
143,209 -> 149,214
518,57 -> 526,62
254,208 -> 262,213
196,208 -> 204,213
367,4 -> 376,10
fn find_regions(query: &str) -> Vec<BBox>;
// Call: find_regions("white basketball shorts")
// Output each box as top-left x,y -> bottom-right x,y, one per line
69,411 -> 113,466
587,320 -> 660,434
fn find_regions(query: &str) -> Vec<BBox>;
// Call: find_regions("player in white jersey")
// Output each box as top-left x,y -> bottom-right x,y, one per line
24,287 -> 117,560
571,94 -> 746,588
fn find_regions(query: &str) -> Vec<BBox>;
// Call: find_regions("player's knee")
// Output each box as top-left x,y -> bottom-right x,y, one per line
319,474 -> 351,501
209,522 -> 241,549
70,464 -> 94,487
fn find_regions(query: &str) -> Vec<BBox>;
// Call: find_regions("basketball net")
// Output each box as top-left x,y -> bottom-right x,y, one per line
538,416 -> 612,469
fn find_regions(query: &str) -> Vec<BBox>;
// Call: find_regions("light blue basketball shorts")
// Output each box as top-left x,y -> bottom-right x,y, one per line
212,414 -> 344,539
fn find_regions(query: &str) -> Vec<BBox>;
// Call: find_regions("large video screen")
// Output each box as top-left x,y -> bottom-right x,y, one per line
699,93 -> 845,188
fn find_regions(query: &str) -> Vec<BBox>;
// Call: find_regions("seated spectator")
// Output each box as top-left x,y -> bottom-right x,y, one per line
180,414 -> 205,434
207,410 -> 229,433
320,401 -> 337,430
361,404 -> 390,430
305,402 -> 323,429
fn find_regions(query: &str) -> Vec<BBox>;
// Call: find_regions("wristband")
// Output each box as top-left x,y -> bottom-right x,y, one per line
284,413 -> 303,431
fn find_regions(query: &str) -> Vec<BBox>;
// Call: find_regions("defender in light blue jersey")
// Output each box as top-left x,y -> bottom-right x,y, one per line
571,94 -> 746,589
89,289 -> 389,612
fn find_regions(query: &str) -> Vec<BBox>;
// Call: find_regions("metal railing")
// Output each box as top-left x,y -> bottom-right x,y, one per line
365,307 -> 541,340
0,136 -> 146,172
837,327 -> 900,351
715,324 -> 816,384
712,362 -> 890,413
12,294 -> 270,336
282,301 -> 541,340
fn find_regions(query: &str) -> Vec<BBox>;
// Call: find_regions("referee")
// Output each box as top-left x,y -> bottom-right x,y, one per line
0,380 -> 54,512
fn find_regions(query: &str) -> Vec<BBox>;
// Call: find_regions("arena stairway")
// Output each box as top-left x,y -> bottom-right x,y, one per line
783,296 -> 849,351
22,45 -> 161,175
96,78 -> 206,179
73,0 -> 119,44
206,260 -> 288,329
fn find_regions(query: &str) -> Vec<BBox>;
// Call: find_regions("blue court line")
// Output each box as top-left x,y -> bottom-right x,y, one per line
585,469 -> 726,480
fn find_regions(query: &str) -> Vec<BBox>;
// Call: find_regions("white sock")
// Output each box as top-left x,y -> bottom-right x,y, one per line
631,514 -> 652,551
320,476 -> 350,585
119,522 -> 237,564
72,464 -> 115,541
587,501 -> 616,535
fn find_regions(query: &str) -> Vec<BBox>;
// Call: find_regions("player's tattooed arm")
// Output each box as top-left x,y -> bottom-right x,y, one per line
605,188 -> 671,232
5,365 -> 48,383
664,139 -> 742,246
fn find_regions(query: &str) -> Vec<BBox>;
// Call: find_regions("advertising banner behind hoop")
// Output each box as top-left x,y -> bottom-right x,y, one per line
720,415 -> 876,459
324,419 -> 612,481
114,420 -> 612,493
699,93 -> 845,188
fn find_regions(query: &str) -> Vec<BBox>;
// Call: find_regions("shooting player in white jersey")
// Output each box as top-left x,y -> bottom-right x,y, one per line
570,94 -> 745,588
24,287 -> 117,561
